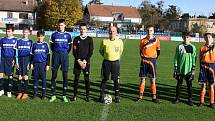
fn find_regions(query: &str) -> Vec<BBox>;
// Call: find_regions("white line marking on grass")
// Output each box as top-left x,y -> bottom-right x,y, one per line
100,105 -> 110,121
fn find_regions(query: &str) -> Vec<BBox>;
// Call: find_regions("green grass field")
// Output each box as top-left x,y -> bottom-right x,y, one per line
0,34 -> 214,121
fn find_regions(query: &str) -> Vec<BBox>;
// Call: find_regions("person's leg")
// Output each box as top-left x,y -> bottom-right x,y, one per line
99,60 -> 110,103
200,84 -> 206,106
50,52 -> 60,97
150,78 -> 157,102
0,57 -> 4,96
111,61 -> 120,103
61,52 -> 69,102
173,76 -> 183,103
139,78 -> 146,100
0,73 -> 4,96
7,75 -> 13,97
62,71 -> 68,96
83,64 -> 90,101
23,75 -> 29,94
84,74 -> 90,101
72,74 -> 80,101
209,84 -> 214,108
185,78 -> 193,106
138,60 -> 148,100
16,75 -> 23,99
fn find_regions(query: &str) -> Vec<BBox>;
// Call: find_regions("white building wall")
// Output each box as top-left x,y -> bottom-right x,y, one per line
91,16 -> 142,24
0,11 -> 35,28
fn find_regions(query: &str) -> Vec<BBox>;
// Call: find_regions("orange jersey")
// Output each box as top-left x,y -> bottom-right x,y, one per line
140,37 -> 160,58
200,45 -> 215,63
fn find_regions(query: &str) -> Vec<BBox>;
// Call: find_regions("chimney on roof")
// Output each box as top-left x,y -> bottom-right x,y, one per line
22,0 -> 28,5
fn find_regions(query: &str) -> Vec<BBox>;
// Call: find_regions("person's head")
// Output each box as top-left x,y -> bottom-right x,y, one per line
37,30 -> 45,42
109,26 -> 118,40
57,19 -> 66,32
182,31 -> 191,44
79,23 -> 87,36
204,33 -> 213,45
146,25 -> 154,37
23,27 -> 30,38
6,26 -> 14,37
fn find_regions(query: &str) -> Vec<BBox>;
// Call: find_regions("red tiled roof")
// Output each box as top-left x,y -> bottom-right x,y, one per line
86,4 -> 141,18
0,0 -> 35,12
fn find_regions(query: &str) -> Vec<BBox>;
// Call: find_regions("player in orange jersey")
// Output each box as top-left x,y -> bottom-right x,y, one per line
137,25 -> 160,103
198,33 -> 215,109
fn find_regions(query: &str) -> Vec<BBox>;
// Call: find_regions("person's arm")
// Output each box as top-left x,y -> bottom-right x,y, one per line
46,43 -> 50,66
99,39 -> 104,57
67,33 -> 73,53
72,38 -> 79,60
46,54 -> 50,66
49,34 -> 54,52
173,45 -> 179,79
120,39 -> 124,56
156,39 -> 161,59
192,45 -> 197,67
86,37 -> 94,61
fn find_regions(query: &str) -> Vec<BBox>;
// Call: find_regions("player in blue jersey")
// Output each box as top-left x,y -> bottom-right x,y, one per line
0,25 -> 18,97
49,19 -> 72,102
16,28 -> 33,100
30,30 -> 50,100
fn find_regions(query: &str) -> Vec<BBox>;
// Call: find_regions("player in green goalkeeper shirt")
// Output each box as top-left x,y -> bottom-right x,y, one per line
173,32 -> 196,106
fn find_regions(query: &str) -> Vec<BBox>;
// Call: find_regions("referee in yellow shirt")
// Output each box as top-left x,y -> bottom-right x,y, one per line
99,26 -> 124,103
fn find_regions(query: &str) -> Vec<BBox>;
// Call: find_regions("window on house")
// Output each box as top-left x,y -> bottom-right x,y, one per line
7,12 -> 13,18
19,13 -> 28,19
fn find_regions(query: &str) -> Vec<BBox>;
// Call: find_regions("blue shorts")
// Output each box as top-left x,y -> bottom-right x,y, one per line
101,59 -> 120,81
198,63 -> 215,85
0,57 -> 14,76
32,62 -> 46,80
139,58 -> 157,79
73,60 -> 90,75
16,56 -> 30,76
52,52 -> 69,71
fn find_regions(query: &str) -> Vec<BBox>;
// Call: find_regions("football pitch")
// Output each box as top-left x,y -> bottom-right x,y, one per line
0,36 -> 214,121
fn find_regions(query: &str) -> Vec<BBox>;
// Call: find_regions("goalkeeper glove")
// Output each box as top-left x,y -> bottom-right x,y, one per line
173,66 -> 179,80
188,66 -> 195,81
82,59 -> 87,69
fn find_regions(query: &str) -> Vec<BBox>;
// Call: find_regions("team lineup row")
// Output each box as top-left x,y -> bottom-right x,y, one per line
0,20 -> 214,108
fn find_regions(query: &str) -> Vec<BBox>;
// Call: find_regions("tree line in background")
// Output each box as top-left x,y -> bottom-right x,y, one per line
36,0 -> 83,30
138,0 -> 181,31
35,0 -> 211,35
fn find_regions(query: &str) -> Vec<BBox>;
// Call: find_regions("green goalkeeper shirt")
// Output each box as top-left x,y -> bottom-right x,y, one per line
174,43 -> 196,75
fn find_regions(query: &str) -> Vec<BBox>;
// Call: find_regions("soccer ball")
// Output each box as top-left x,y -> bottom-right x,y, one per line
104,94 -> 112,104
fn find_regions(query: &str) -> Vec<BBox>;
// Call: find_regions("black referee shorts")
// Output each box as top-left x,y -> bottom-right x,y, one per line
101,59 -> 120,81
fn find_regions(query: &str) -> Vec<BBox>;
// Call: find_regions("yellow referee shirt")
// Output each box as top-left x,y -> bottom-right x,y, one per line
99,37 -> 124,61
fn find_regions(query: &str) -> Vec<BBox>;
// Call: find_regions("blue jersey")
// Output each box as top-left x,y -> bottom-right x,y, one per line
49,31 -> 72,52
31,42 -> 50,63
17,38 -> 33,57
0,36 -> 17,58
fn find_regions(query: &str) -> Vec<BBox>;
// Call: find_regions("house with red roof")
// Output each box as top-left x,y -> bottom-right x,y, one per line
84,4 -> 142,30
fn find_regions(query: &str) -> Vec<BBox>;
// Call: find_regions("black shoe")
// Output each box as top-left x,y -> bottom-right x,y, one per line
172,99 -> 179,104
210,103 -> 214,109
32,94 -> 37,99
136,98 -> 143,103
152,99 -> 158,103
99,95 -> 104,103
71,96 -> 77,101
115,97 -> 120,103
41,95 -> 46,100
86,96 -> 90,102
187,101 -> 193,106
199,103 -> 204,107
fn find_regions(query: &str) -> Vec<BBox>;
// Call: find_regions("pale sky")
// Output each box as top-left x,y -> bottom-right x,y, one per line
83,0 -> 215,16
